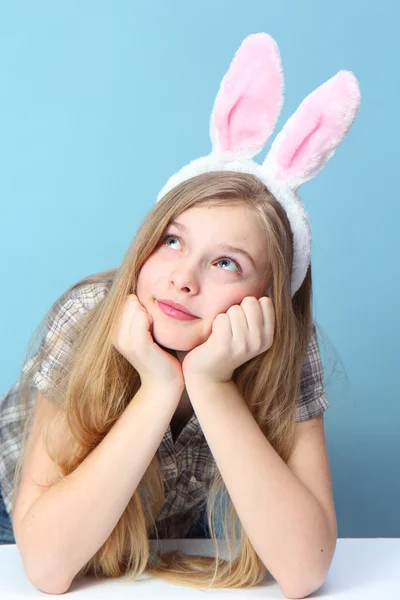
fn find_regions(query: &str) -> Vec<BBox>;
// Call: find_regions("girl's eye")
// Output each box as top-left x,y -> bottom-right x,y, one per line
163,235 -> 181,250
161,234 -> 241,273
216,258 -> 241,273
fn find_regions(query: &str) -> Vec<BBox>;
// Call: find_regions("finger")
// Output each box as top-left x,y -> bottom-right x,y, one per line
211,312 -> 232,343
227,303 -> 248,343
238,297 -> 264,350
259,297 -> 275,346
240,296 -> 263,330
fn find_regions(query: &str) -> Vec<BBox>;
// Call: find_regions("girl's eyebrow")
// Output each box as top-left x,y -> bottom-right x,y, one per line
169,220 -> 257,269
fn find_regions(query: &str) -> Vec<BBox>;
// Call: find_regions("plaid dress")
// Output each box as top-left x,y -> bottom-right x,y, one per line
0,277 -> 329,538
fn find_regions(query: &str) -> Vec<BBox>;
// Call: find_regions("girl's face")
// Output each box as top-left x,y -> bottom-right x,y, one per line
136,203 -> 270,354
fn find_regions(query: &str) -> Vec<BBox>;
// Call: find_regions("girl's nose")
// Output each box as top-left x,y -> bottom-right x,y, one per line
170,263 -> 199,294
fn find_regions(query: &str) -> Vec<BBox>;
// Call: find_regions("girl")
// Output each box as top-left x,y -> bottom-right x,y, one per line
0,33 -> 360,596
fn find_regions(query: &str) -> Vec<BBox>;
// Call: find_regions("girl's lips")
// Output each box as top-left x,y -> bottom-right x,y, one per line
157,300 -> 198,321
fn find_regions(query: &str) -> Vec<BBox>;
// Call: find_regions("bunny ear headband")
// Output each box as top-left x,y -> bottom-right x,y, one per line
156,33 -> 361,296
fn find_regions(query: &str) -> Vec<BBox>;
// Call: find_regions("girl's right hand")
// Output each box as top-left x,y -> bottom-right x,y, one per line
111,294 -> 184,390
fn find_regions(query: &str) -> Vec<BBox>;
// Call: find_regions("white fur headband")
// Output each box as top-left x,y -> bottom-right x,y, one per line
156,33 -> 360,296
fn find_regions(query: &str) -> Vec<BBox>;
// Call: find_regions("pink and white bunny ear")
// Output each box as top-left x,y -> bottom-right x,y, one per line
210,33 -> 284,160
263,70 -> 360,189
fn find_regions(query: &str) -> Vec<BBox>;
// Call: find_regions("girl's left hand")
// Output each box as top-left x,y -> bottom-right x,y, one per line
182,296 -> 275,384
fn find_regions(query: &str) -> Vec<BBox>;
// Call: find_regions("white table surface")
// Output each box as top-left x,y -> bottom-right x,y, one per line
0,538 -> 399,598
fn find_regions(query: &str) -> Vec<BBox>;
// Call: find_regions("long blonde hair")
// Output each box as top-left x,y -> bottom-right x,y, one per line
14,171 -> 313,589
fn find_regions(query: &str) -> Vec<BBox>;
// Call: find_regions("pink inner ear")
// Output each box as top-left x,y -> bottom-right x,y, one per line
213,34 -> 283,155
278,110 -> 331,172
221,91 -> 269,152
275,71 -> 359,180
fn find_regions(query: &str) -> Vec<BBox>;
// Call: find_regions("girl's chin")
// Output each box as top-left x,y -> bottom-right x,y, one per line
154,333 -> 204,353
151,319 -> 210,352
157,340 -> 197,353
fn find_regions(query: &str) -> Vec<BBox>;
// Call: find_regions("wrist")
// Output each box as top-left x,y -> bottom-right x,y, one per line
140,377 -> 184,397
184,373 -> 233,389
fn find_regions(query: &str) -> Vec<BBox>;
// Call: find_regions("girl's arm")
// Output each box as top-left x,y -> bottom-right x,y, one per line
13,382 -> 182,595
185,376 -> 337,600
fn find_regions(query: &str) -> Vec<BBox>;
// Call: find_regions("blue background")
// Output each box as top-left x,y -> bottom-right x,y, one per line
0,1 -> 398,537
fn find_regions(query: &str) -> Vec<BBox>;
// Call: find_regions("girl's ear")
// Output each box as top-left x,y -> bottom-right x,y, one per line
263,70 -> 360,189
210,33 -> 284,160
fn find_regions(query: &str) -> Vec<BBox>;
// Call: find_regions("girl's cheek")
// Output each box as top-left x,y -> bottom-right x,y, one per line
141,253 -> 162,274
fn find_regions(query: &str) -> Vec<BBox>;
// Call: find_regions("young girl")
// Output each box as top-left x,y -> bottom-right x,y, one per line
0,33 -> 360,596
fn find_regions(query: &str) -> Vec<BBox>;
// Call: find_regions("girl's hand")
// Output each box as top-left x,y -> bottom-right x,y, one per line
111,294 -> 184,389
182,296 -> 275,384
